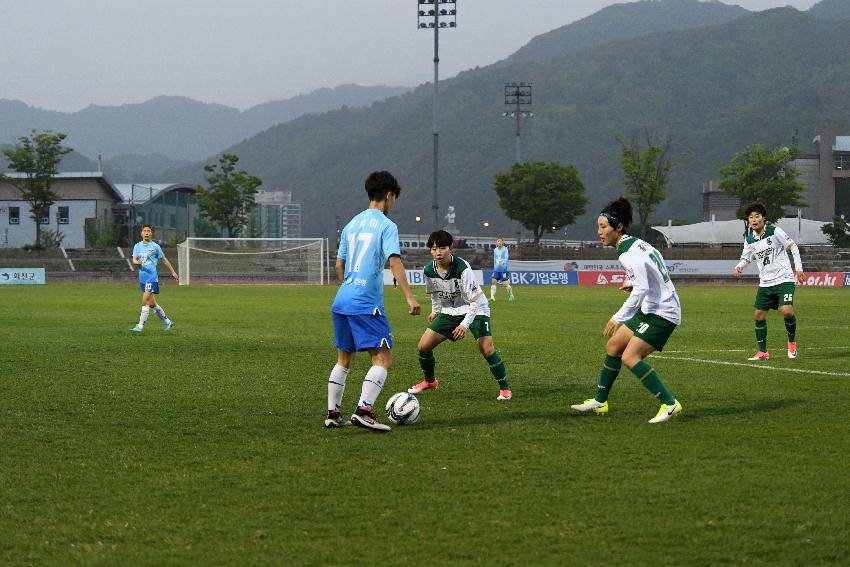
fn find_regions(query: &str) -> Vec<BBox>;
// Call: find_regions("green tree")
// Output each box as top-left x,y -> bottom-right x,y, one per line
195,154 -> 262,238
821,215 -> 850,248
618,132 -> 672,239
719,144 -> 808,222
493,161 -> 588,245
1,130 -> 73,248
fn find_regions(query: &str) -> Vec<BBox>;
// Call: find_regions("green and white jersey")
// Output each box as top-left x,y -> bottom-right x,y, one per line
737,224 -> 802,287
613,235 -> 681,325
424,254 -> 490,324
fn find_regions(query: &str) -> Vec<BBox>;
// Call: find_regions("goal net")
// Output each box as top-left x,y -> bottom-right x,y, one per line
177,238 -> 327,285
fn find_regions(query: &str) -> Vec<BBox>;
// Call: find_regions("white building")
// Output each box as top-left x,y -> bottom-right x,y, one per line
0,172 -> 123,248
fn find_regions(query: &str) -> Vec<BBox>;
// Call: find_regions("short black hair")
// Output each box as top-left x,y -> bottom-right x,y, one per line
140,223 -> 153,231
364,171 -> 401,202
600,197 -> 633,229
427,230 -> 453,248
743,202 -> 767,218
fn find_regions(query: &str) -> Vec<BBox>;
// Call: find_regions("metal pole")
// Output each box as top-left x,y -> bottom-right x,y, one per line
515,93 -> 521,163
432,8 -> 440,230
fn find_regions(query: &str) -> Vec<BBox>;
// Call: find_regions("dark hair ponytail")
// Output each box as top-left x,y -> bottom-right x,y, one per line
600,197 -> 633,230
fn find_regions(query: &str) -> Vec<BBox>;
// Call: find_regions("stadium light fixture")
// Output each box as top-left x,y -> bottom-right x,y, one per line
416,215 -> 422,247
503,82 -> 533,163
417,0 -> 457,230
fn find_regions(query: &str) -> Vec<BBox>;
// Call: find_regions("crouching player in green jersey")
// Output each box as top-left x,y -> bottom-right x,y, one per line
733,202 -> 805,361
407,230 -> 512,401
571,197 -> 682,424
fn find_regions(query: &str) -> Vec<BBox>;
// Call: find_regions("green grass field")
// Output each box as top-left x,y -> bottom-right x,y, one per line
1,283 -> 848,566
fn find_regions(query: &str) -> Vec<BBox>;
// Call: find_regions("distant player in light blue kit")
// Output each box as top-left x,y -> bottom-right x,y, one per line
325,171 -> 421,432
130,224 -> 178,333
489,237 -> 514,301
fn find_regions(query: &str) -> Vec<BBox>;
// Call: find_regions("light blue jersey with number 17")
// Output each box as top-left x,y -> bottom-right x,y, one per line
331,208 -> 401,315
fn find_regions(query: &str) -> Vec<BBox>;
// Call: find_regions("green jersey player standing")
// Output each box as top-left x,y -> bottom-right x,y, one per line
407,230 -> 512,401
571,197 -> 682,424
733,202 -> 805,360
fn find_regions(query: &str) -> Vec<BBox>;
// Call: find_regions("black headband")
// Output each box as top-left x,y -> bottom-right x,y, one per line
600,211 -> 621,226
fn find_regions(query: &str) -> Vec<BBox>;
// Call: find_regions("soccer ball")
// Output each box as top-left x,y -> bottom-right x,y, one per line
385,392 -> 421,426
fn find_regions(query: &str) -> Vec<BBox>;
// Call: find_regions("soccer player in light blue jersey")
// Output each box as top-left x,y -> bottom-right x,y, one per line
325,171 -> 421,432
130,224 -> 178,333
489,237 -> 514,302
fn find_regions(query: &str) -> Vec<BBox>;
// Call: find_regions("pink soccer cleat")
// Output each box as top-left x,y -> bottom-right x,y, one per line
747,351 -> 770,361
497,389 -> 512,401
787,342 -> 797,359
408,379 -> 439,394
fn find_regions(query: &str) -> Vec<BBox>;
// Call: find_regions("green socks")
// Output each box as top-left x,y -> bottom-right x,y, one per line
630,360 -> 675,406
418,350 -> 436,381
755,319 -> 767,352
784,315 -> 797,343
485,352 -> 509,390
595,354 -> 622,403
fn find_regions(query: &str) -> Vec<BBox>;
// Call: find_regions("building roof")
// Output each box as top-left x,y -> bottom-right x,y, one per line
834,136 -> 850,152
114,183 -> 196,205
3,171 -> 124,202
653,218 -> 830,245
812,135 -> 850,152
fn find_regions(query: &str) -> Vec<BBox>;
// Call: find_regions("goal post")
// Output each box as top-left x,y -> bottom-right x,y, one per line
177,238 -> 325,285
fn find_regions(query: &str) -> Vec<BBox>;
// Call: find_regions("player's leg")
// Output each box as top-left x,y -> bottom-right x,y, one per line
571,324 -> 630,414
148,287 -> 173,330
502,276 -> 514,301
749,286 -> 774,359
476,332 -> 511,399
409,328 -> 447,393
348,314 -> 394,432
326,314 -> 356,428
490,276 -> 498,300
778,283 -> 797,358
621,314 -> 681,423
350,346 -> 392,432
131,287 -> 153,332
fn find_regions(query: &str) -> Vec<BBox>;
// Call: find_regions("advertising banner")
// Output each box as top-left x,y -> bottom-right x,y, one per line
0,268 -> 46,285
798,272 -> 845,288
577,271 -> 627,286
511,259 -> 733,276
383,269 -> 485,286
508,271 -> 578,286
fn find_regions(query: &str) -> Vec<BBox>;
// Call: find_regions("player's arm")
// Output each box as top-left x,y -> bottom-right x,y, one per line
734,243 -> 754,276
132,255 -> 142,266
334,258 -> 345,283
454,269 -> 485,339
607,259 -> 647,336
388,254 -> 420,315
160,254 -> 179,280
779,230 -> 805,283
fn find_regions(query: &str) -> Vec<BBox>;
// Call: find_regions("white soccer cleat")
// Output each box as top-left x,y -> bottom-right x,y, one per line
570,399 -> 608,414
351,411 -> 391,432
648,400 -> 682,424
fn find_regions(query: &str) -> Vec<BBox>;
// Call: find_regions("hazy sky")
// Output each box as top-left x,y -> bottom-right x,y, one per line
0,0 -> 818,113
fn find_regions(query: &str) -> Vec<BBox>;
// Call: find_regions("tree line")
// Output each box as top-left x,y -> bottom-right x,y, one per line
2,128 -> 846,249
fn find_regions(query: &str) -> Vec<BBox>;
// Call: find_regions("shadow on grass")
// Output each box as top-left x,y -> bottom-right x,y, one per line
682,398 -> 799,418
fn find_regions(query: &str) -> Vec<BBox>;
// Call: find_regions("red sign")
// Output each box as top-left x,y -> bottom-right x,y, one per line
578,271 -> 627,286
799,272 -> 844,287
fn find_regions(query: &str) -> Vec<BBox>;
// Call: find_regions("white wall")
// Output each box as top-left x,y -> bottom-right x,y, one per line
0,200 -> 99,248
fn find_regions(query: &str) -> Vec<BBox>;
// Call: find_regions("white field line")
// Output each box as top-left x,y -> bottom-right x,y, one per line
652,355 -> 850,378
662,346 -> 850,353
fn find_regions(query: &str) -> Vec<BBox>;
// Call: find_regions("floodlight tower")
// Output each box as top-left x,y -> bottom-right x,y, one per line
502,82 -> 533,163
418,0 -> 457,230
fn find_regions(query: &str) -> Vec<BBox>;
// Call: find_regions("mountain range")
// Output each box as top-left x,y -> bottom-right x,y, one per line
0,84 -> 410,166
